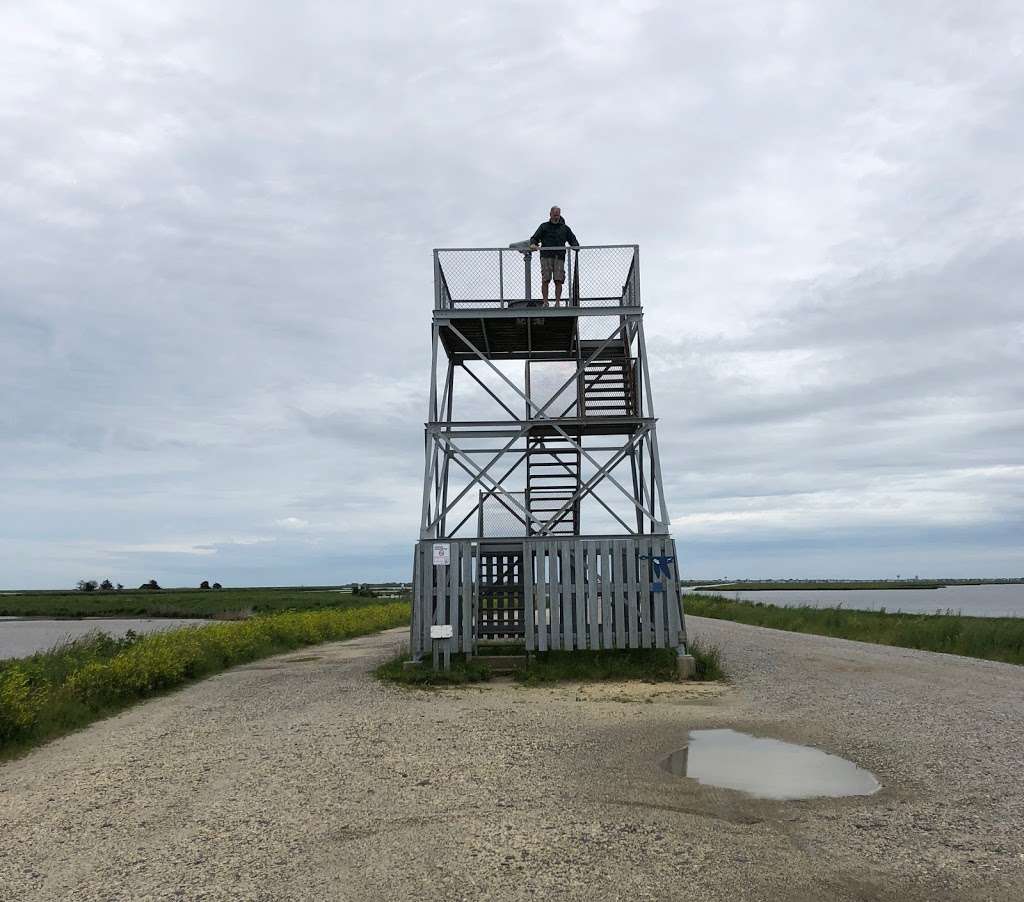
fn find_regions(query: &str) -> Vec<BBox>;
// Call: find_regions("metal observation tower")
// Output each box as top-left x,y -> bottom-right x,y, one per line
411,244 -> 687,663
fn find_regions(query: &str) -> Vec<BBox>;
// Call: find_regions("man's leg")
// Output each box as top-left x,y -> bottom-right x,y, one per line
541,278 -> 550,302
552,257 -> 566,306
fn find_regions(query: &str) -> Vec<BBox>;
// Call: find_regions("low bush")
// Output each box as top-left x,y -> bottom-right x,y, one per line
0,602 -> 409,757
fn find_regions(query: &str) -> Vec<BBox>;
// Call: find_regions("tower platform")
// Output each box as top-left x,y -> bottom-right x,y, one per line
437,305 -> 640,360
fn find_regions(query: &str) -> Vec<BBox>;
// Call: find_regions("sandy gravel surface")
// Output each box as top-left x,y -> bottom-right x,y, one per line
1,618 -> 1022,901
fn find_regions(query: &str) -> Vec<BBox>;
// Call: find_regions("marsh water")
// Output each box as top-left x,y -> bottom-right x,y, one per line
684,583 -> 1023,618
661,729 -> 881,800
0,618 -> 208,660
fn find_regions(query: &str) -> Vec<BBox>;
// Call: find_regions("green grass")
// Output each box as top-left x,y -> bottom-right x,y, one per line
685,594 -> 1024,665
514,647 -> 681,684
690,578 -> 1023,591
0,601 -> 410,758
687,635 -> 725,681
375,651 -> 494,686
378,640 -> 725,686
0,586 -> 399,619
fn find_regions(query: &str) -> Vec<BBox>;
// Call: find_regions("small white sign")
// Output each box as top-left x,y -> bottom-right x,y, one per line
430,625 -> 454,639
432,542 -> 451,566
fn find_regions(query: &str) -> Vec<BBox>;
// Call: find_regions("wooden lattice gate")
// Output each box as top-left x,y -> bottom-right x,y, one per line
477,542 -> 525,641
410,536 -> 685,657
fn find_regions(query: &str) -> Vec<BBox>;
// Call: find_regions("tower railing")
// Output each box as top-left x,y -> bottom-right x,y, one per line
434,244 -> 639,310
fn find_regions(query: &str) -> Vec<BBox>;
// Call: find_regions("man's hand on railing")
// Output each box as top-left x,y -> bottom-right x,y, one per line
529,244 -> 538,251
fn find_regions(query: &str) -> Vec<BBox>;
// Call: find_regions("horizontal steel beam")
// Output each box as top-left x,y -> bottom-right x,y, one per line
434,244 -> 638,252
442,445 -> 632,453
427,417 -> 653,429
436,306 -> 641,321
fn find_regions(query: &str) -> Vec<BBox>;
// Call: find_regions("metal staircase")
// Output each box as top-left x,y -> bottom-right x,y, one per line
578,341 -> 636,417
525,435 -> 581,535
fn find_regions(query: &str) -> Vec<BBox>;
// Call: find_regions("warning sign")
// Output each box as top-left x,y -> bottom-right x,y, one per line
432,543 -> 451,566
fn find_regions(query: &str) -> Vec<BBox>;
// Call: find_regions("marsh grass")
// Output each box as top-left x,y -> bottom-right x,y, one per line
685,594 -> 1024,665
0,587 -> 399,619
692,578 -> 1023,591
0,602 -> 409,758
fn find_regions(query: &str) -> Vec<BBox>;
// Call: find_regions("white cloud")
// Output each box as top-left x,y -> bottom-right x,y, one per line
275,517 -> 309,530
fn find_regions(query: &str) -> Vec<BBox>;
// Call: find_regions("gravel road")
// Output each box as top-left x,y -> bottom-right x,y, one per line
1,617 -> 1022,901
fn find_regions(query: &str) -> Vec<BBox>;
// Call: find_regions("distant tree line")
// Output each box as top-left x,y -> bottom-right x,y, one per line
76,579 -> 223,592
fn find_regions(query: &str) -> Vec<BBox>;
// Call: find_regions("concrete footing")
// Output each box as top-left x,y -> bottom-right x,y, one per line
676,654 -> 697,680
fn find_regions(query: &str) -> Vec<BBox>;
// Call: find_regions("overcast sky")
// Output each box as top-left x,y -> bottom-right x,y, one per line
2,1 -> 1022,588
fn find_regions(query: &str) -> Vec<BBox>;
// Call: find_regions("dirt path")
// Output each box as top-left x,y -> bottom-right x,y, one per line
1,619 -> 1022,901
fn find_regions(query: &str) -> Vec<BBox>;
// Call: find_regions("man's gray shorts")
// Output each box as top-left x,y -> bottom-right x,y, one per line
540,254 -> 565,282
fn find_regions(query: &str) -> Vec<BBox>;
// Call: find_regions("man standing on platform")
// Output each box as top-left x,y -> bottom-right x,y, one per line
529,206 -> 579,307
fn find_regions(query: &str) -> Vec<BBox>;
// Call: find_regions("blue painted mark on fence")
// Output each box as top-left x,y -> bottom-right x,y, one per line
640,554 -> 675,579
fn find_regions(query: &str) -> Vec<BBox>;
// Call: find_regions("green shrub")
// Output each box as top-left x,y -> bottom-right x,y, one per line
0,602 -> 410,756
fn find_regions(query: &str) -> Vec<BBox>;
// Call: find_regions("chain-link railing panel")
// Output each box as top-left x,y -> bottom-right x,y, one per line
435,246 -> 638,309
437,250 -> 502,306
578,314 -> 628,343
479,489 -> 528,538
571,246 -> 637,306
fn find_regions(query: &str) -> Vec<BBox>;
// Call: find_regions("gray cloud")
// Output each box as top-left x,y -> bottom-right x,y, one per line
2,1 -> 1022,587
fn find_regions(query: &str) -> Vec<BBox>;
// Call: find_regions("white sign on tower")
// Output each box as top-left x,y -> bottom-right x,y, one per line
432,542 -> 451,566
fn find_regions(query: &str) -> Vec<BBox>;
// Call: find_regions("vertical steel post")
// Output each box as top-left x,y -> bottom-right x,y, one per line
636,317 -> 671,532
433,249 -> 442,309
438,360 -> 455,536
419,325 -> 441,538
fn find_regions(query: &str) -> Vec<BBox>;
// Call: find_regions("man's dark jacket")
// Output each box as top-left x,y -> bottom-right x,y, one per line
530,218 -> 579,258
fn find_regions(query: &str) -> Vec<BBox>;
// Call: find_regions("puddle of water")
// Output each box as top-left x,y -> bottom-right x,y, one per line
661,729 -> 880,800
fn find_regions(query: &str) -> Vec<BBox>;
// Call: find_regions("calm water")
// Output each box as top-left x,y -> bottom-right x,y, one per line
661,729 -> 881,800
684,583 -> 1024,618
0,618 -> 208,660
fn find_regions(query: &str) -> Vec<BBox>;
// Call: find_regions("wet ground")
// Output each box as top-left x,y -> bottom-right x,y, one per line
661,728 -> 881,799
